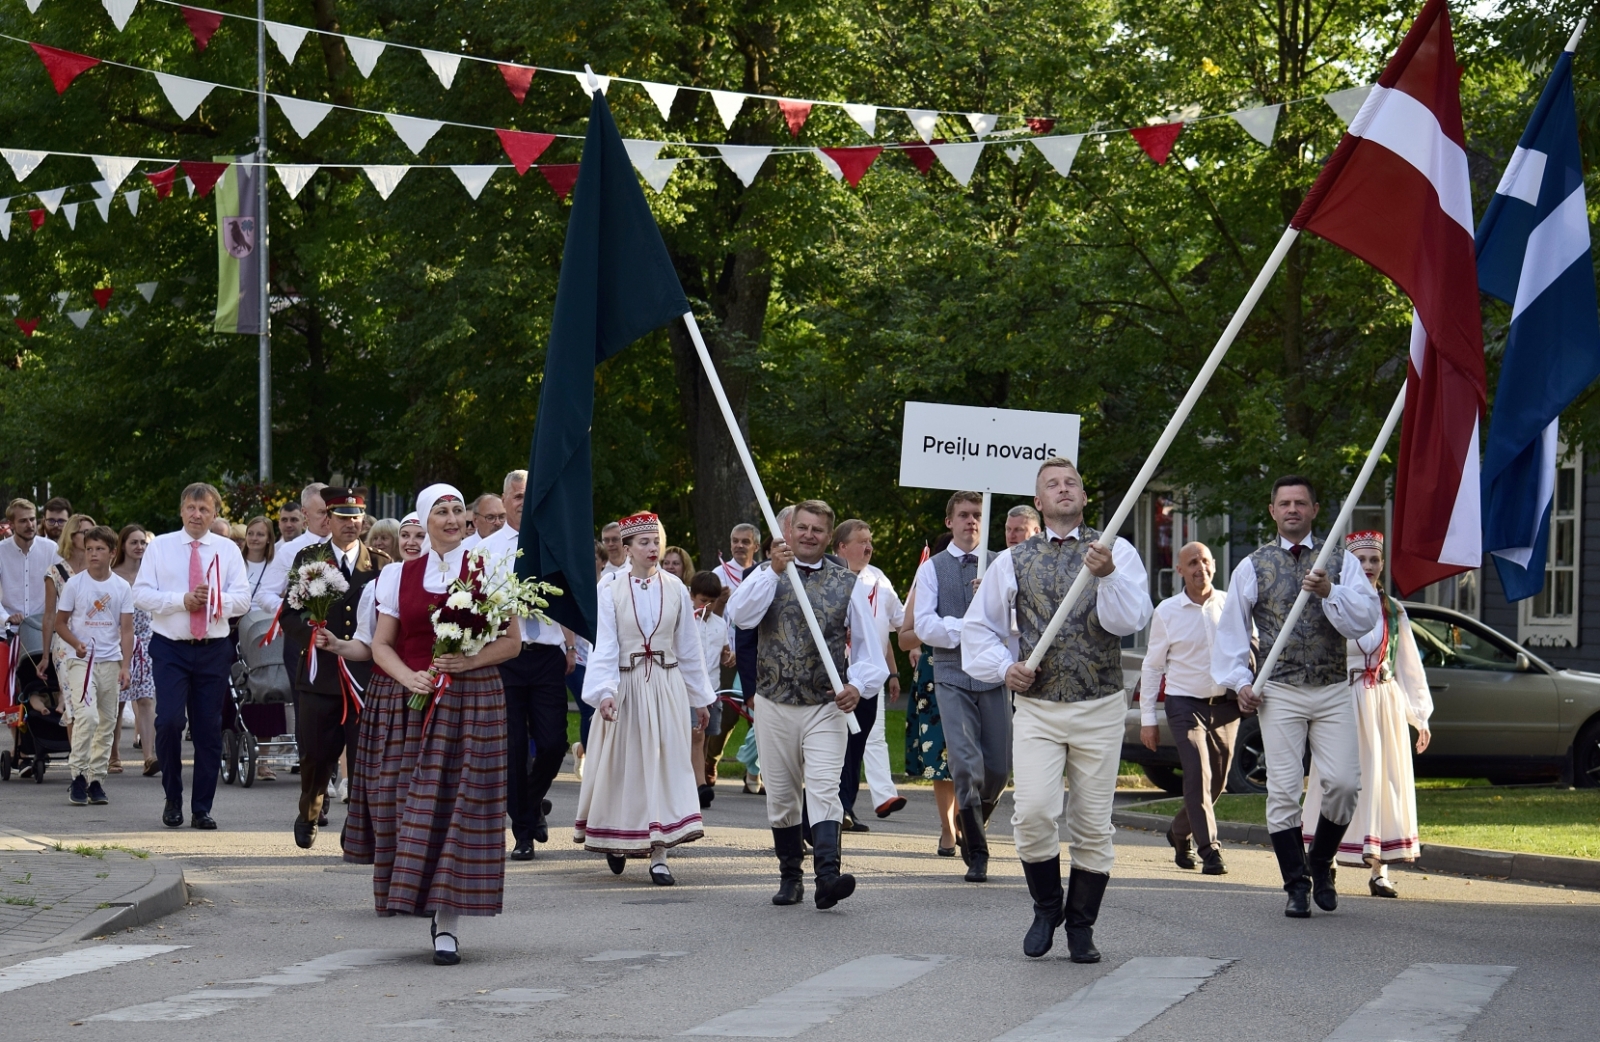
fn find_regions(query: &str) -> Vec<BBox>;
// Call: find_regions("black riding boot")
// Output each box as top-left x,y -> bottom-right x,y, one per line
980,799 -> 998,828
959,807 -> 989,882
1307,815 -> 1345,912
1270,826 -> 1312,918
1063,868 -> 1108,963
811,821 -> 856,910
1020,857 -> 1064,958
771,825 -> 805,906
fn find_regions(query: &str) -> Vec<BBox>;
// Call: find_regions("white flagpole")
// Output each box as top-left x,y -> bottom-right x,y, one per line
1252,381 -> 1406,692
680,312 -> 861,734
1566,16 -> 1587,52
1024,225 -> 1301,670
977,490 -> 992,577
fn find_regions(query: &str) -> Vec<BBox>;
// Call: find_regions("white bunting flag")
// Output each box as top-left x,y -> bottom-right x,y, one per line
62,202 -> 78,229
638,158 -> 679,192
137,281 -> 159,302
1322,85 -> 1373,127
930,141 -> 985,186
813,149 -> 844,181
710,90 -> 745,129
118,301 -> 136,317
345,37 -> 386,78
716,144 -> 770,188
35,186 -> 66,213
93,195 -> 111,221
0,212 -> 10,241
91,155 -> 138,195
273,94 -> 334,139
1004,145 -> 1024,165
154,72 -> 216,121
124,190 -> 140,216
386,114 -> 445,155
54,291 -> 69,312
1230,103 -> 1282,146
643,82 -> 678,120
363,165 -> 408,200
450,165 -> 496,199
574,72 -> 612,97
966,112 -> 999,139
842,103 -> 877,137
24,0 -> 43,12
1,148 -> 47,182
904,109 -> 938,143
101,0 -> 137,31
622,141 -> 678,192
264,21 -> 308,64
421,49 -> 461,90
273,164 -> 317,200
89,181 -> 109,197
1032,134 -> 1084,177
67,309 -> 92,329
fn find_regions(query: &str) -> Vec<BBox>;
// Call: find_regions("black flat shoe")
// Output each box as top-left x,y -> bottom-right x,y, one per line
1167,827 -> 1196,870
433,933 -> 460,966
510,841 -> 535,861
1200,849 -> 1228,875
606,854 -> 626,875
293,818 -> 317,849
841,815 -> 869,833
162,801 -> 184,828
650,864 -> 675,886
697,784 -> 716,809
191,813 -> 217,830
317,812 -> 329,827
936,844 -> 957,858
1369,877 -> 1399,898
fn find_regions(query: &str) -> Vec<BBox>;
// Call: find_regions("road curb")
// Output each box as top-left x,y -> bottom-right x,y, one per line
1112,807 -> 1600,890
88,856 -> 188,938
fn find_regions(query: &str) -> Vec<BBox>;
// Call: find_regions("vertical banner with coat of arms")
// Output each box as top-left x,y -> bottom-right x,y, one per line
213,155 -> 262,335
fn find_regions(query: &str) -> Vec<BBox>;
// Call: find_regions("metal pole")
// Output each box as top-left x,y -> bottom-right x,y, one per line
256,0 -> 272,482
977,490 -> 992,577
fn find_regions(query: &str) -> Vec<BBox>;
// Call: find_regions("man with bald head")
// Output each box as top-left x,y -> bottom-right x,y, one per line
1140,541 -> 1235,875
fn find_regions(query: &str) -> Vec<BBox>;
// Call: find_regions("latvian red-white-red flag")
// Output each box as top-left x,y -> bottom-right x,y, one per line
1290,0 -> 1485,595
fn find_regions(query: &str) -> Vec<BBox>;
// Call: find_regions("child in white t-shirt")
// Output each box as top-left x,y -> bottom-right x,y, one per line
55,526 -> 134,806
689,571 -> 734,808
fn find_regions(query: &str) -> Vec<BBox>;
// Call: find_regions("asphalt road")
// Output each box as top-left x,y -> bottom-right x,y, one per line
2,731 -> 1597,1041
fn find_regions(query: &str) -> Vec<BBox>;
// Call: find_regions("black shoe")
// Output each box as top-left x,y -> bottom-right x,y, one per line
162,800 -> 184,828
771,825 -> 805,906
1369,877 -> 1399,898
1167,827 -> 1197,870
87,780 -> 108,805
841,814 -> 869,833
1064,868 -> 1108,963
317,812 -> 329,828
542,798 -> 552,815
510,841 -> 535,861
191,813 -> 217,830
433,933 -> 460,966
936,844 -> 957,858
606,854 -> 626,875
981,799 -> 998,828
811,821 -> 855,910
697,784 -> 716,809
959,807 -> 989,883
69,774 -> 88,806
1270,826 -> 1312,918
294,818 -> 317,849
875,796 -> 907,818
531,811 -> 550,844
1200,848 -> 1227,875
1021,857 -> 1064,958
650,864 -> 675,886
1308,815 -> 1344,912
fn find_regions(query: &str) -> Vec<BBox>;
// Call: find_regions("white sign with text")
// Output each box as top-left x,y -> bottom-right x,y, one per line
898,402 -> 1080,496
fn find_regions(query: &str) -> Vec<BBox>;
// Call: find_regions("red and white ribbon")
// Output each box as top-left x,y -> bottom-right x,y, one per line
337,656 -> 365,725
257,604 -> 283,647
305,620 -> 326,684
718,553 -> 743,589
421,670 -> 452,734
207,555 -> 224,622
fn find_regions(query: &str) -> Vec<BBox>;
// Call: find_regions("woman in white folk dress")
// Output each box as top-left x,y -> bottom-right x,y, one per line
576,512 -> 714,885
1303,530 -> 1433,898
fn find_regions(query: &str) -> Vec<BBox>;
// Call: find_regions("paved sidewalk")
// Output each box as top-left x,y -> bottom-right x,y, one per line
0,827 -> 187,958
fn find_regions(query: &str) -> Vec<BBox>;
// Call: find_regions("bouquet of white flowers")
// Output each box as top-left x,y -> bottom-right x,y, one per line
286,557 -> 350,682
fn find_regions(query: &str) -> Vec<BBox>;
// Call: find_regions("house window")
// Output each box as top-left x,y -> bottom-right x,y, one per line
1519,447 -> 1582,647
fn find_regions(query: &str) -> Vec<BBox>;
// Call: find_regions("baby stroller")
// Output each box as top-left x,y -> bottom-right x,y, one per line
224,610 -> 299,787
0,616 -> 71,783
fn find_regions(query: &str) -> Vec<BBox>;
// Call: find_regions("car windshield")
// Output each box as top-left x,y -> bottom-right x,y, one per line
1410,615 -> 1520,671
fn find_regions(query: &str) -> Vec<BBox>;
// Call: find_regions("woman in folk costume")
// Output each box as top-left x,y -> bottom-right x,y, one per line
576,512 -> 715,886
339,483 -> 520,965
1303,530 -> 1432,898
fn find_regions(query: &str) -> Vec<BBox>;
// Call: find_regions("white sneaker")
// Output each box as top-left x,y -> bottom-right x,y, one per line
327,779 -> 339,801
338,778 -> 349,803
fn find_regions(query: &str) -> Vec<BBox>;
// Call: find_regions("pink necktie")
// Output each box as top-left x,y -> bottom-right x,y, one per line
189,540 -> 207,639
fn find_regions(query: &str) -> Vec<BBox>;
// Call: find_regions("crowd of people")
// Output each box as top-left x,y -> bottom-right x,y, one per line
0,460 -> 1434,966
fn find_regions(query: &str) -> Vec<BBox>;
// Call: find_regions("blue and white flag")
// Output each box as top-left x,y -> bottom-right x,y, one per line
1475,47 -> 1600,602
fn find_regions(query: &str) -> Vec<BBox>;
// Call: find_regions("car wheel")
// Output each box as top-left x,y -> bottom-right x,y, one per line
1226,716 -> 1269,795
1573,720 -> 1600,789
1142,764 -> 1185,797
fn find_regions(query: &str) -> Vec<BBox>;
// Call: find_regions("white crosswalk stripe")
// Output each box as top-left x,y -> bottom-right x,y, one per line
681,954 -> 955,1037
90,949 -> 408,1021
991,956 -> 1234,1041
0,945 -> 187,995
1321,963 -> 1517,1042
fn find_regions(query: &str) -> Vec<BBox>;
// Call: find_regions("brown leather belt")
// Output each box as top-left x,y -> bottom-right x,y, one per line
1349,666 -> 1394,684
619,650 -> 677,672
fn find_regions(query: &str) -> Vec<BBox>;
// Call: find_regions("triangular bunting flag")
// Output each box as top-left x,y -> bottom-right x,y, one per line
67,309 -> 92,329
62,202 -> 78,229
842,103 -> 877,136
901,139 -> 943,174
1322,84 -> 1373,126
154,72 -> 216,120
1230,103 -> 1282,146
53,291 -> 69,312
715,144 -> 770,187
499,64 -> 535,104
1025,118 -> 1056,134
814,150 -> 843,180
181,6 -> 223,51
137,281 -> 158,302
905,109 -> 938,143
574,72 -> 611,97
30,43 -> 99,94
0,212 -> 9,241
35,186 -> 65,213
273,94 -> 334,139
345,36 -> 386,78
930,141 -> 985,186
101,0 -> 137,31
14,318 -> 38,337
421,49 -> 461,89
124,190 -> 140,216
89,181 -> 109,196
643,81 -> 677,120
2,149 -> 47,182
966,113 -> 999,139
181,160 -> 229,198
93,286 -> 113,309
496,129 -> 555,174
386,113 -> 445,155
1129,122 -> 1184,165
264,21 -> 307,63
184,176 -> 195,198
710,90 -> 745,129
274,164 -> 317,199
638,157 -> 678,192
777,99 -> 812,138
818,146 -> 882,188
118,301 -> 136,317
92,195 -> 111,221
91,155 -> 138,194
538,163 -> 579,200
622,139 -> 662,170
1004,144 -> 1024,165
450,165 -> 496,199
29,209 -> 46,231
1032,135 -> 1084,178
145,165 -> 178,199
24,0 -> 43,13
362,165 -> 408,200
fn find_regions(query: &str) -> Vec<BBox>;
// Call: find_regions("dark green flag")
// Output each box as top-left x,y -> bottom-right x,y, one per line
517,87 -> 690,642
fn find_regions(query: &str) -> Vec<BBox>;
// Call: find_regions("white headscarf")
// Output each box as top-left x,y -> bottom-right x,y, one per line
400,512 -> 423,530
415,483 -> 464,522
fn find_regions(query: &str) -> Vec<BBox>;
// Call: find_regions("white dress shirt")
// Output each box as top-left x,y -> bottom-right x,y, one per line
857,563 -> 903,693
601,560 -> 626,579
1139,588 -> 1227,725
479,525 -> 565,648
0,535 -> 62,624
1210,535 -> 1383,692
912,542 -> 979,649
254,530 -> 331,614
724,561 -> 890,697
582,573 -> 715,708
131,529 -> 252,640
960,526 -> 1153,689
460,532 -> 483,551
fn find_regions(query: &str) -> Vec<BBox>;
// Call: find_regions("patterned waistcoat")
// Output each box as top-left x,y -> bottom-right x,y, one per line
1248,542 -> 1347,687
1012,527 -> 1123,704
755,560 -> 855,706
610,569 -> 682,673
930,549 -> 989,692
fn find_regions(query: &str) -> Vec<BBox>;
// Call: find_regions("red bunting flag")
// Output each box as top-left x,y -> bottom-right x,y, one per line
14,318 -> 39,338
1025,118 -> 1056,134
901,138 -> 945,175
28,209 -> 45,231
181,160 -> 229,198
30,43 -> 101,95
820,146 -> 883,187
1129,122 -> 1185,165
539,163 -> 579,200
777,100 -> 812,138
145,165 -> 179,199
93,286 -> 114,310
499,64 -> 536,105
496,129 -> 555,174
180,6 -> 224,51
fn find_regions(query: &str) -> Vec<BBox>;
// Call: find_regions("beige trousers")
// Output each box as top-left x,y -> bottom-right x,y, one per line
1258,679 -> 1361,833
63,658 -> 121,783
1010,691 -> 1125,871
753,695 -> 848,828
